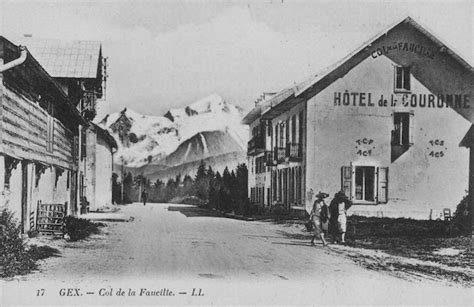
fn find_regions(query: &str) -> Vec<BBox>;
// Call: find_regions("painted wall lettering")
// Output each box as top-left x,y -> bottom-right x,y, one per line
371,41 -> 435,59
427,139 -> 447,158
355,138 -> 375,156
334,92 -> 470,109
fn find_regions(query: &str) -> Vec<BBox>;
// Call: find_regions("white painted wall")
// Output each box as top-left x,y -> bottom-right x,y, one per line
306,54 -> 470,219
95,136 -> 114,209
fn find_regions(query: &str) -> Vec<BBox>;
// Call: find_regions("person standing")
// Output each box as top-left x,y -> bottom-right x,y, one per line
310,192 -> 329,246
142,189 -> 148,206
331,191 -> 351,244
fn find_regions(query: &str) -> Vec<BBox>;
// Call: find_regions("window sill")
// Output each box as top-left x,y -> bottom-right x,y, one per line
394,89 -> 411,94
352,200 -> 378,205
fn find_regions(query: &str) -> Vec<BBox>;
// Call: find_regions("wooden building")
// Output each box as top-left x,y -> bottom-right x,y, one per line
22,37 -> 115,214
0,36 -> 85,232
0,35 -> 114,233
242,17 -> 473,219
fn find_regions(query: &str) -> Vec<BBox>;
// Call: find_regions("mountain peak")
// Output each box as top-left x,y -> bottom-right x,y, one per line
101,94 -> 248,168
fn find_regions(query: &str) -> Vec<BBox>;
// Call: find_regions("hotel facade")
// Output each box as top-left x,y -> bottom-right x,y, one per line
242,17 -> 473,219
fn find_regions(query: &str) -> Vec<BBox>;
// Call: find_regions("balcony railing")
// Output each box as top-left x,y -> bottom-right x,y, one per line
274,146 -> 286,163
286,143 -> 302,161
247,135 -> 265,156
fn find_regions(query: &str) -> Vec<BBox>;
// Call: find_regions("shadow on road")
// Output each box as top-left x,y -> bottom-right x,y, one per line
275,229 -> 312,241
167,205 -> 225,218
272,241 -> 320,248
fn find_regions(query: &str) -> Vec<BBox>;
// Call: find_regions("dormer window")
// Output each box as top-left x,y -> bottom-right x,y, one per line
394,66 -> 411,92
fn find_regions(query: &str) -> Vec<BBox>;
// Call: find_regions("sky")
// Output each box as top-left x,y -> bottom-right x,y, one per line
1,0 -> 472,119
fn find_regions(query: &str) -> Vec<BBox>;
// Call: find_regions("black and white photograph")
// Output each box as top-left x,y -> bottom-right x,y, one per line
0,0 -> 472,305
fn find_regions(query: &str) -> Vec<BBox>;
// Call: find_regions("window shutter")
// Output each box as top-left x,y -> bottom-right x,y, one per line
409,112 -> 414,145
341,166 -> 352,200
377,167 -> 388,203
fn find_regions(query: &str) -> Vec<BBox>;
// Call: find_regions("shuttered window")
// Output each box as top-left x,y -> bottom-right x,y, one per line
341,165 -> 388,204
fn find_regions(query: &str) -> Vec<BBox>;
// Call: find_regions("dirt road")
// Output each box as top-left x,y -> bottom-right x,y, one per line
2,203 -> 471,305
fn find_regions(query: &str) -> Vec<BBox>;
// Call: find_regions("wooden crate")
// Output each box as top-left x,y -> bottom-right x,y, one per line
36,202 -> 65,236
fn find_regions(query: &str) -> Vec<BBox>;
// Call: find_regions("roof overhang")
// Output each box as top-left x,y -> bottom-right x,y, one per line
0,36 -> 87,128
460,125 -> 474,148
241,88 -> 295,124
93,123 -> 118,150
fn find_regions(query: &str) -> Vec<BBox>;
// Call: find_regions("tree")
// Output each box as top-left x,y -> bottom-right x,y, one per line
235,163 -> 249,214
182,174 -> 194,196
154,178 -> 164,188
195,160 -> 207,182
194,161 -> 210,201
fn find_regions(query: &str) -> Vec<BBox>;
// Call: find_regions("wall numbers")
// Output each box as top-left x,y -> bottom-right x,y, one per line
427,139 -> 446,158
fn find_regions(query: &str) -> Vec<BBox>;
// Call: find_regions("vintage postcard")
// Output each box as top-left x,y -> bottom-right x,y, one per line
0,0 -> 472,305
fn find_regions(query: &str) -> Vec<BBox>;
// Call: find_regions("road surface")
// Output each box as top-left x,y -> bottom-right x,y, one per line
2,203 -> 471,305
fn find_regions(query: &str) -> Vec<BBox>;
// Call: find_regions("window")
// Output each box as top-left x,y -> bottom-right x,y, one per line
298,111 -> 304,145
341,165 -> 388,204
279,123 -> 285,147
73,136 -> 79,164
46,115 -> 54,153
392,112 -> 413,146
66,171 -> 70,190
291,115 -> 296,143
255,156 -> 265,174
80,129 -> 87,160
394,66 -> 410,92
355,166 -> 375,201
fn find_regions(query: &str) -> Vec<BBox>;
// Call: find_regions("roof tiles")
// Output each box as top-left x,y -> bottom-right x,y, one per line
22,38 -> 101,79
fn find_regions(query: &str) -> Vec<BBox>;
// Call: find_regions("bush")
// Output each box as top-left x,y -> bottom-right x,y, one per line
28,245 -> 61,261
0,210 -> 35,277
451,194 -> 471,234
63,216 -> 103,241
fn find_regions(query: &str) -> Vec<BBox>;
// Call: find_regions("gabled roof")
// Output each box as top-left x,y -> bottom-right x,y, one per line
0,36 -> 86,128
294,16 -> 473,96
243,16 -> 473,125
20,38 -> 102,79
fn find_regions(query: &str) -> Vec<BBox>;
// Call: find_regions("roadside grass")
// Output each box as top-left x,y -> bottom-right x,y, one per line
271,214 -> 472,286
344,216 -> 472,268
63,216 -> 105,242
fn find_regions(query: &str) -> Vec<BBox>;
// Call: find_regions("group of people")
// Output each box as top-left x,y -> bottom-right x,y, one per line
309,190 -> 352,246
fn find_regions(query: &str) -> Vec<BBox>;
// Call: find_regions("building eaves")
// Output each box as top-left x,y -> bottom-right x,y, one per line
0,36 -> 86,126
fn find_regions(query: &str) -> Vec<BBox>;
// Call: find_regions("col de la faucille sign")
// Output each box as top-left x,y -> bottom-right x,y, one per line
371,41 -> 435,60
334,91 -> 470,109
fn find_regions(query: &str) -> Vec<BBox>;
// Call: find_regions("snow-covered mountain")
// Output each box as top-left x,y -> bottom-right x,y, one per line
98,94 -> 248,172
